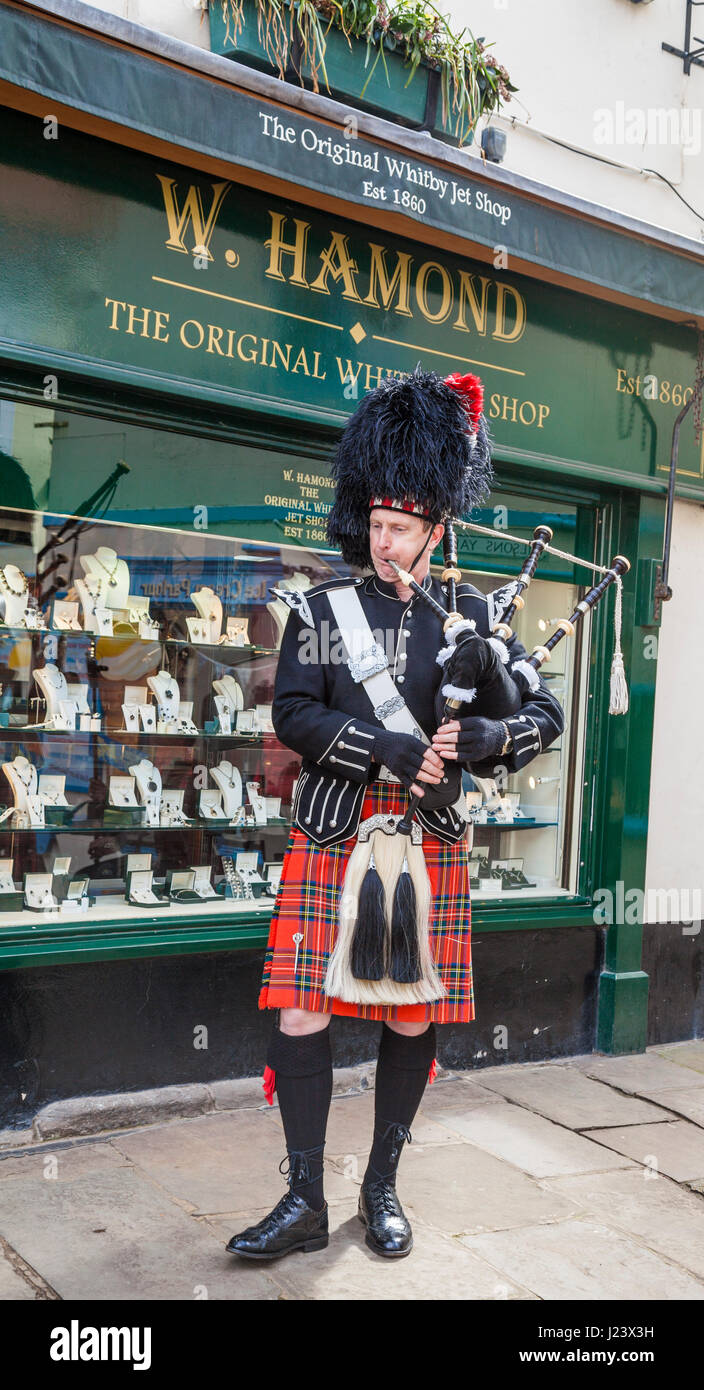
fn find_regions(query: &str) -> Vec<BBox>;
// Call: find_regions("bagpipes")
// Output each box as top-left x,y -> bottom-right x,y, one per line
324,516 -> 630,1007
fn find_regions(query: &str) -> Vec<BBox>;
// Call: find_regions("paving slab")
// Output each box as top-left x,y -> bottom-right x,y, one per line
383,1139 -> 582,1236
212,1203 -> 535,1300
582,1120 -> 704,1182
269,1089 -> 457,1157
0,1139 -> 130,1182
0,1165 -> 280,1300
544,1168 -> 704,1281
110,1110 -> 352,1213
0,1249 -> 40,1299
431,1100 -> 637,1178
653,1042 -> 704,1074
572,1052 -> 704,1096
417,1076 -> 507,1114
461,1216 -> 704,1300
471,1064 -> 668,1129
0,1128 -> 34,1151
643,1088 -> 704,1127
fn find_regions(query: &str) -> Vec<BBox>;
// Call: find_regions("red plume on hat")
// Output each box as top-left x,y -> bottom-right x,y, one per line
443,372 -> 484,441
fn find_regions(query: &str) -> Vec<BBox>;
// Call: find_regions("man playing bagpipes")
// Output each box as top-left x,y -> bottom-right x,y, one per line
227,366 -> 565,1263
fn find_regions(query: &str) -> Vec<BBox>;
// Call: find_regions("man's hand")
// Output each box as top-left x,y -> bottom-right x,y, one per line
372,730 -> 445,798
431,717 -> 505,765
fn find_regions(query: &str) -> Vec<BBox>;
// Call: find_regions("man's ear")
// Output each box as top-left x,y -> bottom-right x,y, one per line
432,521 -> 445,547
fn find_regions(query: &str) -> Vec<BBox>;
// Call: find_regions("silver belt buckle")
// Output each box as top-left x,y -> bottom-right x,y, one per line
377,764 -> 401,784
357,811 -> 422,844
347,642 -> 389,682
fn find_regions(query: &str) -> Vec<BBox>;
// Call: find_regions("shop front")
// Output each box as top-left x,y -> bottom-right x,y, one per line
0,0 -> 702,1127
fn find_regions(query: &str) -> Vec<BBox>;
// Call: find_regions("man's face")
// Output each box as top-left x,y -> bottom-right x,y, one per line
369,508 -> 440,581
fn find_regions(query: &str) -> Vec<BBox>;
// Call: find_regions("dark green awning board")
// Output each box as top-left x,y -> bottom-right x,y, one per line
2,0 -> 704,323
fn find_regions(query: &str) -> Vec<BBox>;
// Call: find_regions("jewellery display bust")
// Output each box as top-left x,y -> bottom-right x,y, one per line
81,547 -> 130,609
33,664 -> 69,723
213,676 -> 244,713
3,756 -> 37,815
129,760 -> 162,827
75,573 -> 105,631
267,573 -> 312,648
210,761 -> 242,819
0,564 -> 30,627
191,587 -> 222,644
147,670 -> 180,722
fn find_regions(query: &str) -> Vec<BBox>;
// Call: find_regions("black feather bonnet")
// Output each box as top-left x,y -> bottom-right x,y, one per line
326,366 -> 493,569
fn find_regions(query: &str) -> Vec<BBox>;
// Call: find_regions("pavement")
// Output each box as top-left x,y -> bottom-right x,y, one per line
2,1040 -> 704,1301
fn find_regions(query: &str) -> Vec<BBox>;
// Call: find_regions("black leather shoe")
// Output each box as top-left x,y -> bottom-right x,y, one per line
358,1179 -> 413,1258
226,1190 -> 329,1260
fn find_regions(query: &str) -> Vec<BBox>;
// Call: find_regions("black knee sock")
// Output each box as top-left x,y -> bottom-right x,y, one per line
363,1022 -> 436,1188
266,1023 -> 333,1212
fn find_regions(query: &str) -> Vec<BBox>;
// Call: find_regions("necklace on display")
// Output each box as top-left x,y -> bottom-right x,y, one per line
81,576 -> 103,603
14,761 -> 34,791
93,552 -> 122,588
138,763 -> 159,794
0,565 -> 28,597
220,762 -> 239,789
40,666 -> 65,691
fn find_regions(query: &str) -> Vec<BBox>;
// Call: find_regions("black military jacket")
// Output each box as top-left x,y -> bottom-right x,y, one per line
272,572 -> 565,847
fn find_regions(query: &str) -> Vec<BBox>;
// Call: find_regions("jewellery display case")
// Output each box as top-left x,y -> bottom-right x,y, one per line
0,392 -> 591,939
0,509 -> 586,927
0,505 -> 344,929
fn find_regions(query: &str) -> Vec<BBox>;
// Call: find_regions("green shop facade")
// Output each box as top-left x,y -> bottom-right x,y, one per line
0,0 -> 702,1126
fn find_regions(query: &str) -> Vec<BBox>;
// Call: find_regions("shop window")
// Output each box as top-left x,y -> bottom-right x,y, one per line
0,398 -> 590,935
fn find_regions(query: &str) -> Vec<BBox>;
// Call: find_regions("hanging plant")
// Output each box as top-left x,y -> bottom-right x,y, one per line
215,0 -> 517,144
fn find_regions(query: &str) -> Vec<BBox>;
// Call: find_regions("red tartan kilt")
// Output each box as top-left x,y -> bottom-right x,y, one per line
258,782 -> 474,1024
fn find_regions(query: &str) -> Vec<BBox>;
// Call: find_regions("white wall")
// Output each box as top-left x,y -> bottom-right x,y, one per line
84,0 -> 211,48
644,498 -> 704,919
443,0 -> 704,242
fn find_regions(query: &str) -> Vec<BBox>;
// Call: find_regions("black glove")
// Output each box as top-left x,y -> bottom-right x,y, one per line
449,716 -> 506,764
436,632 -> 522,723
372,729 -> 428,789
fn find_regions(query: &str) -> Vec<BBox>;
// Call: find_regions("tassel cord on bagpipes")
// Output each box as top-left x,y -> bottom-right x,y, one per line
452,517 -> 630,716
520,554 -> 631,685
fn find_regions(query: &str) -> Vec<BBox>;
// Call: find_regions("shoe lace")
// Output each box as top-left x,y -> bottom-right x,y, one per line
257,1189 -> 301,1234
366,1122 -> 413,1184
366,1180 -> 404,1216
278,1143 -> 326,1190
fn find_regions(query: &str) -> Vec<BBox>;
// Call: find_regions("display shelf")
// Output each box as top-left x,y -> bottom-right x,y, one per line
469,818 -> 558,831
0,627 -> 278,662
0,817 -> 290,833
0,728 -> 273,745
1,816 -> 550,835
